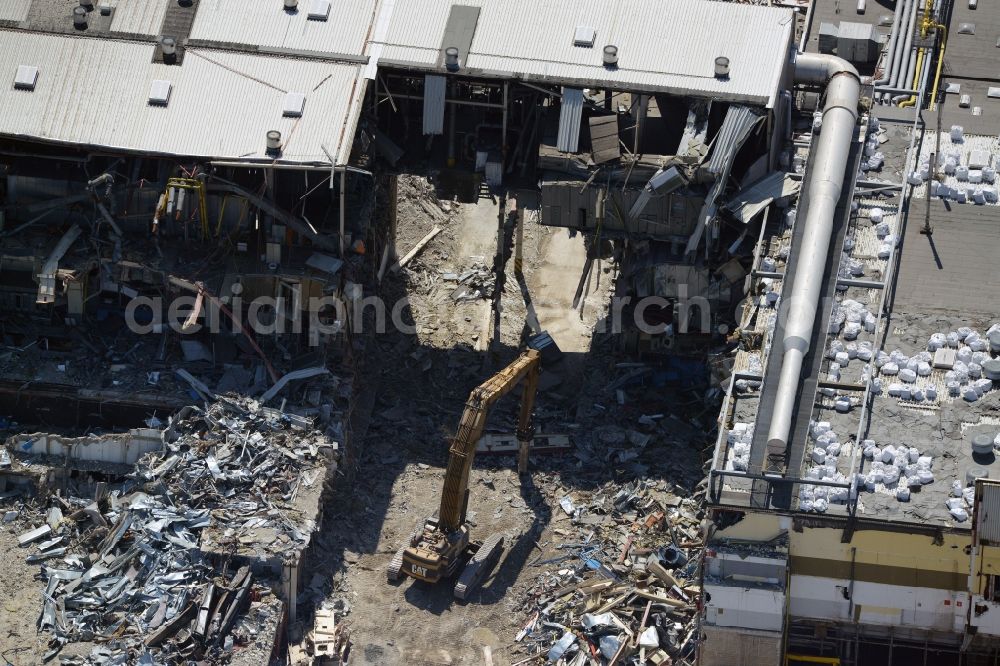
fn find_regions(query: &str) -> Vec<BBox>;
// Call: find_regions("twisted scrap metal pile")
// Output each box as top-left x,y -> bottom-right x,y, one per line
515,480 -> 703,666
15,396 -> 339,664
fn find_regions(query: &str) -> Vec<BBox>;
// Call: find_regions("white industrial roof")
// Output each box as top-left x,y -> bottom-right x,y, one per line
109,0 -> 170,37
374,0 -> 794,106
189,0 -> 379,60
0,0 -> 31,23
0,30 -> 364,164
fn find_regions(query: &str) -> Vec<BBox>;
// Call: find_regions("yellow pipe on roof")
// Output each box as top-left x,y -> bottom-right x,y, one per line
898,47 -> 925,107
929,24 -> 947,110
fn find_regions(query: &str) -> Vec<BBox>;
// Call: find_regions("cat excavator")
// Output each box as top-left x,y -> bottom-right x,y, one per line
387,349 -> 541,599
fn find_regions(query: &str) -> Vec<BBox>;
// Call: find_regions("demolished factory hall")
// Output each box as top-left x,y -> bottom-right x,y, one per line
3,0 -> 986,663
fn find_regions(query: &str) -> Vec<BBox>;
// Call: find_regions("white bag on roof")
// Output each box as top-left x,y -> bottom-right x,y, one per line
947,497 -> 966,511
882,363 -> 900,376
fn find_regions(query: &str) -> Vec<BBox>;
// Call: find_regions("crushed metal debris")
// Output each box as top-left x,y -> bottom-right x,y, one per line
8,395 -> 340,664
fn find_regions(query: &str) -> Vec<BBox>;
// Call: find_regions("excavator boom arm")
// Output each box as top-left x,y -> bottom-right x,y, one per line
437,349 -> 541,531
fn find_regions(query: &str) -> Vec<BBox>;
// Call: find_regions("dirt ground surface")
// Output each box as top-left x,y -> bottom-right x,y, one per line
0,515 -> 94,665
298,175 -> 708,665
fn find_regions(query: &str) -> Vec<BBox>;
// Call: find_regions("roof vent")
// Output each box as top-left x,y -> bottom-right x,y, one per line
79,0 -> 93,7
573,26 -> 596,47
148,79 -> 172,106
161,36 -> 177,56
308,0 -> 331,20
602,45 -> 618,66
445,47 -> 460,71
73,6 -> 87,28
714,56 -> 730,79
14,65 -> 38,91
282,92 -> 306,117
266,130 -> 282,154
284,0 -> 298,10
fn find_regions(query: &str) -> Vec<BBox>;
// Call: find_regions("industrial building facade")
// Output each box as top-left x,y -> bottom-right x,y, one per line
702,0 -> 1000,662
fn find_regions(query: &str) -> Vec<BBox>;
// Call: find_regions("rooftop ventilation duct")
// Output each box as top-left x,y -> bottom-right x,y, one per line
765,52 -> 860,456
444,47 -> 460,71
573,26 -> 596,47
14,65 -> 38,91
714,57 -> 730,79
284,0 -> 298,9
308,0 -> 331,20
282,92 -> 306,117
161,37 -> 177,56
73,6 -> 87,28
266,130 -> 282,155
603,45 -> 618,66
148,79 -> 172,106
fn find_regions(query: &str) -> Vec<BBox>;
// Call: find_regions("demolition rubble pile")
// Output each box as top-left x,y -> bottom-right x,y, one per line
14,396 -> 339,664
513,479 -> 703,665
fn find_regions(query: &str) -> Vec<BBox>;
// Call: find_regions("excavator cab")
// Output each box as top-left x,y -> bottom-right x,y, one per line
387,350 -> 541,599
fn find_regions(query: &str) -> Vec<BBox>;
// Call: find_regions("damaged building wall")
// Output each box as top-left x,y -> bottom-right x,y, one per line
540,179 -> 702,240
11,428 -> 162,466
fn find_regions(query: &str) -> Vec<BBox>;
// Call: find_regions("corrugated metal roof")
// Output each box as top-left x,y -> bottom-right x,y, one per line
0,30 -> 364,164
723,171 -> 800,225
189,0 -> 378,60
422,74 -> 446,135
373,0 -> 794,106
109,0 -> 169,37
0,0 -> 31,22
557,88 -> 584,153
707,105 -> 763,174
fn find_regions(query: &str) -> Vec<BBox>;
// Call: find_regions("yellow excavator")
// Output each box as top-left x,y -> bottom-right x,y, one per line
387,349 -> 541,599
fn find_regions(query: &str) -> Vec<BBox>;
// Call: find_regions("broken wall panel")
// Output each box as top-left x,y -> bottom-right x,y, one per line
556,88 -> 584,153
588,114 -> 621,164
11,429 -> 163,466
422,75 -> 447,136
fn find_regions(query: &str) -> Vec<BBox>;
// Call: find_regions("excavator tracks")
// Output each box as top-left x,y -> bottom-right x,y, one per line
387,522 -> 424,582
387,545 -> 407,582
453,533 -> 505,600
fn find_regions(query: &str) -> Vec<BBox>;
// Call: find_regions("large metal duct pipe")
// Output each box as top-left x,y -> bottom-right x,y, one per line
766,53 -> 861,455
886,0 -> 919,102
872,0 -> 908,89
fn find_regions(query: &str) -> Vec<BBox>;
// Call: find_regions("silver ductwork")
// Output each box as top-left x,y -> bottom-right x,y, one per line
766,52 -> 861,455
872,0 -> 908,89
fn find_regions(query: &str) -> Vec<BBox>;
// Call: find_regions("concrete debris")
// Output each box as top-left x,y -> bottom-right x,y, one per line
443,262 -> 496,301
515,479 -> 703,665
